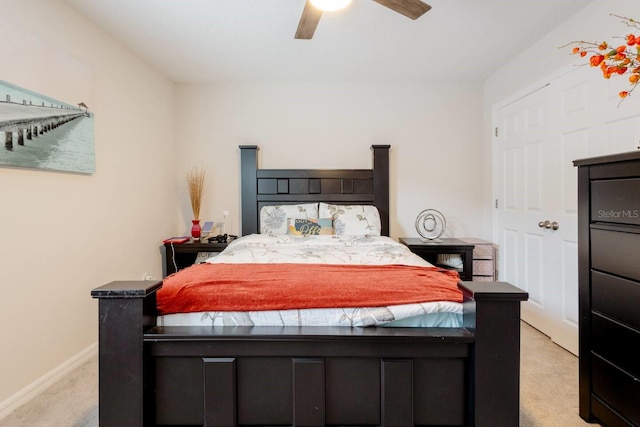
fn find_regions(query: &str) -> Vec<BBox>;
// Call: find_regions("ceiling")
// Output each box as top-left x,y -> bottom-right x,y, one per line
62,0 -> 594,84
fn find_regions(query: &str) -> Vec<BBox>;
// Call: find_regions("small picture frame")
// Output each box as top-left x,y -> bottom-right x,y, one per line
201,221 -> 214,235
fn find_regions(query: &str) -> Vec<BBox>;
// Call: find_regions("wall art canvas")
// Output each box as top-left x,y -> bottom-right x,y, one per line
0,80 -> 95,174
0,17 -> 95,174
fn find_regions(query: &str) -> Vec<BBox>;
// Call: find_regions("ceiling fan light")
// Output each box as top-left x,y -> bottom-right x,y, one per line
309,0 -> 352,12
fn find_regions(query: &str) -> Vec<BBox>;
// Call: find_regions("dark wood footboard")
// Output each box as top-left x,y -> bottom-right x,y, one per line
92,281 -> 527,427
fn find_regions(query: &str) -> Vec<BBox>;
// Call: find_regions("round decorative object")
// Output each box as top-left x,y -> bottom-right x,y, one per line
415,209 -> 446,241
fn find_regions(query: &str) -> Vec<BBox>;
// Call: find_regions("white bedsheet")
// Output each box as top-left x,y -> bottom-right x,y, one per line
157,234 -> 463,327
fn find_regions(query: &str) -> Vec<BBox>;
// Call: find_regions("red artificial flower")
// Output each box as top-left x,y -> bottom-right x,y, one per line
567,16 -> 640,104
590,54 -> 605,66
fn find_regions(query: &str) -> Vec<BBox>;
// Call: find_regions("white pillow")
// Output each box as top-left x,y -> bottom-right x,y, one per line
260,203 -> 319,235
318,202 -> 382,236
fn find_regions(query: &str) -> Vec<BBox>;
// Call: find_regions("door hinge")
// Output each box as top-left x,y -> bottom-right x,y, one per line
495,127 -> 499,137
495,199 -> 499,208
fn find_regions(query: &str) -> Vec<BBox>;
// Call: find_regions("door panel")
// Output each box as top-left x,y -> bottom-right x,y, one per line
605,117 -> 640,154
501,229 -> 518,284
562,241 -> 579,326
503,148 -> 520,210
524,232 -> 543,306
525,142 -> 543,211
495,84 -> 554,338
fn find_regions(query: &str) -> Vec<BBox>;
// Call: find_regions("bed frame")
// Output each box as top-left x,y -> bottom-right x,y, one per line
92,145 -> 528,427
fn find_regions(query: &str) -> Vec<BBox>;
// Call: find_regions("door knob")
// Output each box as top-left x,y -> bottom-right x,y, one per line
538,220 -> 559,230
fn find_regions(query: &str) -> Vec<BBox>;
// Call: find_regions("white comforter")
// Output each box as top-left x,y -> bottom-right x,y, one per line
157,234 -> 462,328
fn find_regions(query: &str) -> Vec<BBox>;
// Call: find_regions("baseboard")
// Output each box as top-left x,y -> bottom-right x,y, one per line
0,342 -> 97,421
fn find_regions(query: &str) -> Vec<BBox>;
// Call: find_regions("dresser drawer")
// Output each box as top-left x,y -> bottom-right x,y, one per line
460,238 -> 494,259
472,276 -> 495,282
591,179 -> 640,225
592,313 -> 640,379
593,271 -> 640,330
592,354 -> 640,426
472,260 -> 494,276
591,228 -> 640,282
472,244 -> 493,260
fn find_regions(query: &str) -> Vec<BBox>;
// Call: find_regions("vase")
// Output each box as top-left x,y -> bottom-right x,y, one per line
191,219 -> 201,239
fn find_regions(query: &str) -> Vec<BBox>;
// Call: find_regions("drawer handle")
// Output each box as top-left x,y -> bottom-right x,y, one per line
538,220 -> 559,230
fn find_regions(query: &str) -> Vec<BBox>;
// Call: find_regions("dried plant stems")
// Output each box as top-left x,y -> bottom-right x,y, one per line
187,167 -> 206,220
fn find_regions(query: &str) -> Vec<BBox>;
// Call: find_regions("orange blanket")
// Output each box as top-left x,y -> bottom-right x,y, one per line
157,263 -> 462,315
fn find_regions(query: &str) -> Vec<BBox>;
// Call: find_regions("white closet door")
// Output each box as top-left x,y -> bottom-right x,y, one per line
494,84 -> 560,342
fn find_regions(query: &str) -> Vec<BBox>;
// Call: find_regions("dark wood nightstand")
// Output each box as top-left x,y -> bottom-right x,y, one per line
399,237 -> 475,280
163,240 -> 228,277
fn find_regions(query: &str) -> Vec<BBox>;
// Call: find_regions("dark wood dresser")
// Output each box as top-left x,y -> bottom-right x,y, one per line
574,151 -> 640,426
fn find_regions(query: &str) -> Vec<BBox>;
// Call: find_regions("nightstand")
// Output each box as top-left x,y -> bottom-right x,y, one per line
163,240 -> 228,277
399,237 -> 475,281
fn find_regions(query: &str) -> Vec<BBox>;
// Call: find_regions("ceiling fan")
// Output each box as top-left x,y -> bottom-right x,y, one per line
295,0 -> 432,39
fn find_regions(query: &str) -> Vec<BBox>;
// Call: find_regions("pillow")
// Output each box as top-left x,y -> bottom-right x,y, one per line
287,218 -> 334,236
318,203 -> 382,236
260,203 -> 319,235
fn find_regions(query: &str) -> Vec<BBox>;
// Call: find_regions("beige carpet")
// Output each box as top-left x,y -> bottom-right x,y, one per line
519,322 -> 597,427
0,355 -> 97,427
0,321 -> 598,427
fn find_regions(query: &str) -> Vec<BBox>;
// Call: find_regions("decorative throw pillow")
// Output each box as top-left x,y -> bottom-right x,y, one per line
287,218 -> 334,236
260,203 -> 319,235
318,203 -> 382,236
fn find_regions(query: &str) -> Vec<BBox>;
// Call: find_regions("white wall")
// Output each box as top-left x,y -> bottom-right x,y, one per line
175,82 -> 486,239
0,0 -> 176,412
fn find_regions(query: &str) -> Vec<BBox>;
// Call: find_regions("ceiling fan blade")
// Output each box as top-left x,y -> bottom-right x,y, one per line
295,0 -> 323,39
372,0 -> 431,20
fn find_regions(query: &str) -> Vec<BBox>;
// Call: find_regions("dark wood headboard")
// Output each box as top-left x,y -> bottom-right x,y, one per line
239,145 -> 390,236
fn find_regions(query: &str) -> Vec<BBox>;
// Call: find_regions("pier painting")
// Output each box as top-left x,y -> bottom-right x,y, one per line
0,79 -> 95,174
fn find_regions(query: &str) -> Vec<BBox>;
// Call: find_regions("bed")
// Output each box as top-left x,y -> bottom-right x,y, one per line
92,145 -> 528,427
